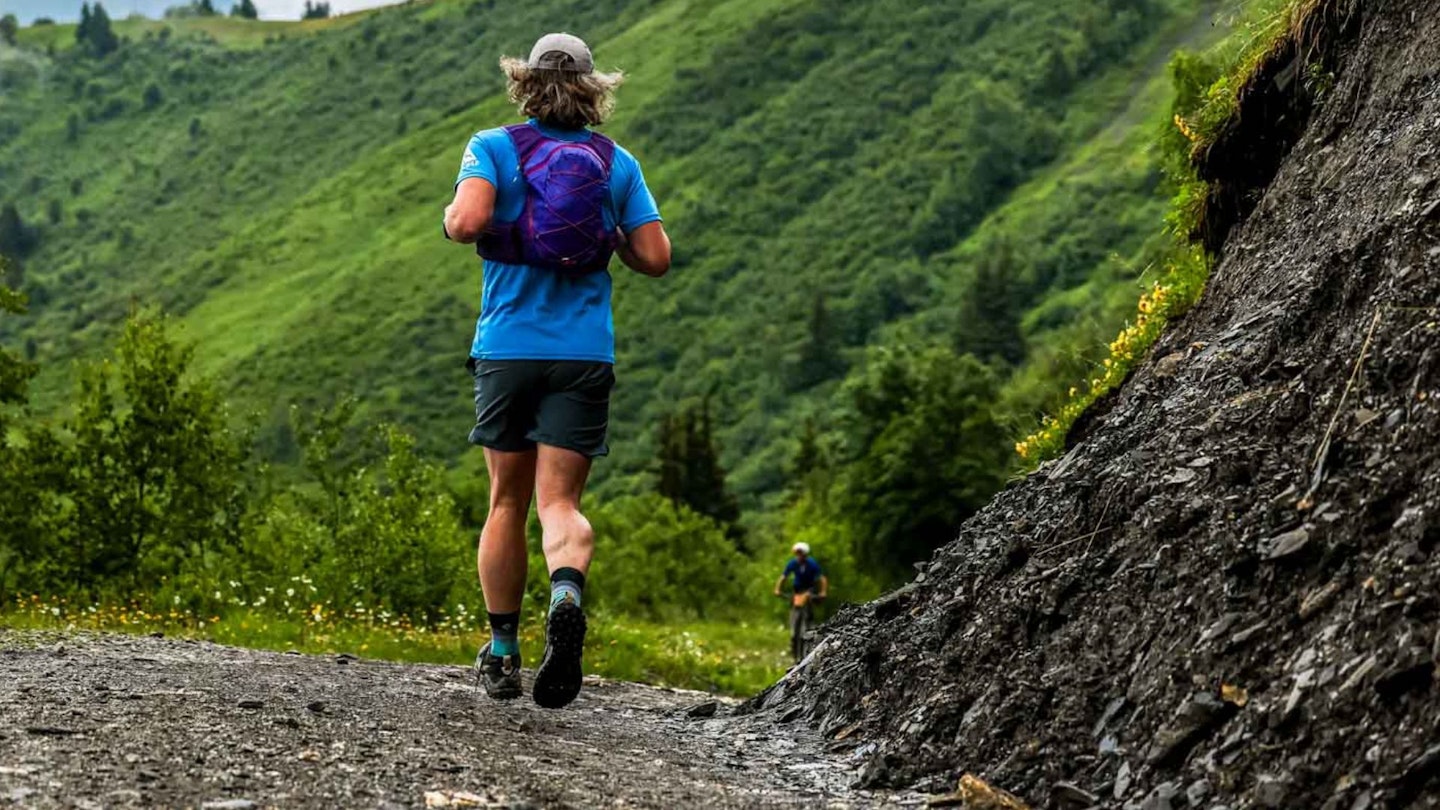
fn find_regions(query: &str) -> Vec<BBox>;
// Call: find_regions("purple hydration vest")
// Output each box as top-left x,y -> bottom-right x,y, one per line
477,123 -> 619,275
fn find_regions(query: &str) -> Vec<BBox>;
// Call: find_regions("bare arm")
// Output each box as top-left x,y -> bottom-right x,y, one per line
818,575 -> 829,598
773,575 -> 786,597
443,178 -> 496,244
617,221 -> 671,277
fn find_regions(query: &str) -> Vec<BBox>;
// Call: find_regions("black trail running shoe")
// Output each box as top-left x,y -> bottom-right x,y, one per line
533,598 -> 587,709
475,642 -> 523,701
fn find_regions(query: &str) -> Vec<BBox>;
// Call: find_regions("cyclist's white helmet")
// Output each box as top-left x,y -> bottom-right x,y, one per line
792,542 -> 810,555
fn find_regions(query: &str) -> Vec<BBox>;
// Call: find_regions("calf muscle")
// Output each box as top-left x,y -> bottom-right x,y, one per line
478,448 -> 536,614
535,444 -> 595,575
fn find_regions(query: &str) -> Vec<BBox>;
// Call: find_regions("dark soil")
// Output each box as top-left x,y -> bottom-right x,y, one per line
0,631 -> 914,808
752,0 -> 1440,807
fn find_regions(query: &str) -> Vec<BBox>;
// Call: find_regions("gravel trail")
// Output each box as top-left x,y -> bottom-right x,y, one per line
0,631 -> 910,808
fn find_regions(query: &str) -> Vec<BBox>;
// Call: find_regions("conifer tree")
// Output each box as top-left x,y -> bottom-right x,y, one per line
76,3 -> 92,47
0,14 -> 18,46
953,239 -> 1026,366
655,399 -> 742,537
0,204 -> 36,259
791,292 -> 844,390
84,2 -> 118,56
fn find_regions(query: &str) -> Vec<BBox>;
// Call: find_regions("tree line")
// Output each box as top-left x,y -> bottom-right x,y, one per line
0,276 -> 768,622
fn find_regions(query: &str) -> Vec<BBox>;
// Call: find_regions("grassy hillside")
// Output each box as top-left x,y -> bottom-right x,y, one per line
0,0 -> 1218,508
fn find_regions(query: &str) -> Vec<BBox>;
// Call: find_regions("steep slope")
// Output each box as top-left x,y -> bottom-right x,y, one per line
754,0 -> 1440,806
1,0 -> 1208,501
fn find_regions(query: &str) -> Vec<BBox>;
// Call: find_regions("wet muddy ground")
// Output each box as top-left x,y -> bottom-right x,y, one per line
0,631 -> 915,808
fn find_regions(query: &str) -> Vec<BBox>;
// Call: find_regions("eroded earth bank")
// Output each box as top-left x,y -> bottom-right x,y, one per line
752,0 -> 1440,807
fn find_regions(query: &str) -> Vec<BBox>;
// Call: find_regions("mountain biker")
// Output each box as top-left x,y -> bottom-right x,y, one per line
774,542 -> 827,600
775,542 -> 828,662
443,32 -> 671,708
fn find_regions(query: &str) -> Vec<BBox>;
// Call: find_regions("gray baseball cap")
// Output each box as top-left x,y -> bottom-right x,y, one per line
527,33 -> 594,73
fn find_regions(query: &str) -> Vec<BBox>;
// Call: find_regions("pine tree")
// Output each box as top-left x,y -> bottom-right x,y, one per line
953,238 -> 1026,366
85,3 -> 118,56
0,204 -> 36,259
791,292 -> 845,390
0,14 -> 19,46
230,0 -> 258,19
783,417 -> 833,504
76,3 -> 92,48
655,399 -> 742,537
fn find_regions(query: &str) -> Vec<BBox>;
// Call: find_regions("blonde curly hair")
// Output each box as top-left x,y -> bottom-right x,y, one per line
499,57 -> 625,130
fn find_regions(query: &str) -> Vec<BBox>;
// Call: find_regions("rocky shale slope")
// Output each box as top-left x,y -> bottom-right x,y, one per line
751,0 -> 1440,807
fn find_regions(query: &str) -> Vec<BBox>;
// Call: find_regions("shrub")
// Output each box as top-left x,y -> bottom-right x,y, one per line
586,494 -> 755,621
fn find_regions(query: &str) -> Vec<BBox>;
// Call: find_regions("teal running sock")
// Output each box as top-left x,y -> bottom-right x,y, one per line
488,610 -> 519,657
549,567 -> 585,613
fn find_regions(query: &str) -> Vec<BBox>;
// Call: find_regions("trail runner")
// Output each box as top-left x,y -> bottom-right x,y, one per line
443,32 -> 671,708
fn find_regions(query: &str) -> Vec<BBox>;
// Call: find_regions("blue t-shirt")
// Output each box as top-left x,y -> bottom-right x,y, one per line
783,558 -> 823,592
455,120 -> 662,363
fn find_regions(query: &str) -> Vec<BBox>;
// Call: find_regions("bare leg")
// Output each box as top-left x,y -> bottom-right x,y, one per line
531,443 -> 594,709
534,444 -> 594,576
478,447 -> 536,614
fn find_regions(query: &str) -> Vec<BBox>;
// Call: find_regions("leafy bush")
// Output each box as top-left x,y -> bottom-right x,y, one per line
585,494 -> 756,621
0,276 -> 40,558
0,312 -> 469,622
31,313 -> 251,597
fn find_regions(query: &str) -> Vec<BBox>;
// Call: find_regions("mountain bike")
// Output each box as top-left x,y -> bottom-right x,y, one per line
779,590 -> 825,664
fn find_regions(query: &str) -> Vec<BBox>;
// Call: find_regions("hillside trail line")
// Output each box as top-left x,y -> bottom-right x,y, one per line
0,631 -> 913,808
1104,0 -> 1226,139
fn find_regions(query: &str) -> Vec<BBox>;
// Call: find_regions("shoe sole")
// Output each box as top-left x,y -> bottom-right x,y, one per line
533,602 -> 586,709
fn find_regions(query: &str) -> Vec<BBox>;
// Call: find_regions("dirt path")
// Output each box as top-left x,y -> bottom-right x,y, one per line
0,631 -> 910,808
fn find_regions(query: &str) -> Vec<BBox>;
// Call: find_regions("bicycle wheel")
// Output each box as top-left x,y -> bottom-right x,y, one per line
789,606 -> 805,663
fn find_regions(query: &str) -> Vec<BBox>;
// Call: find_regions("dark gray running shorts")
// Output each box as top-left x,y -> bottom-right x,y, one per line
466,358 -> 616,458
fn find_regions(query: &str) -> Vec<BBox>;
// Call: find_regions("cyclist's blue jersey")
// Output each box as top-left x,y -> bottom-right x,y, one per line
783,558 -> 823,592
